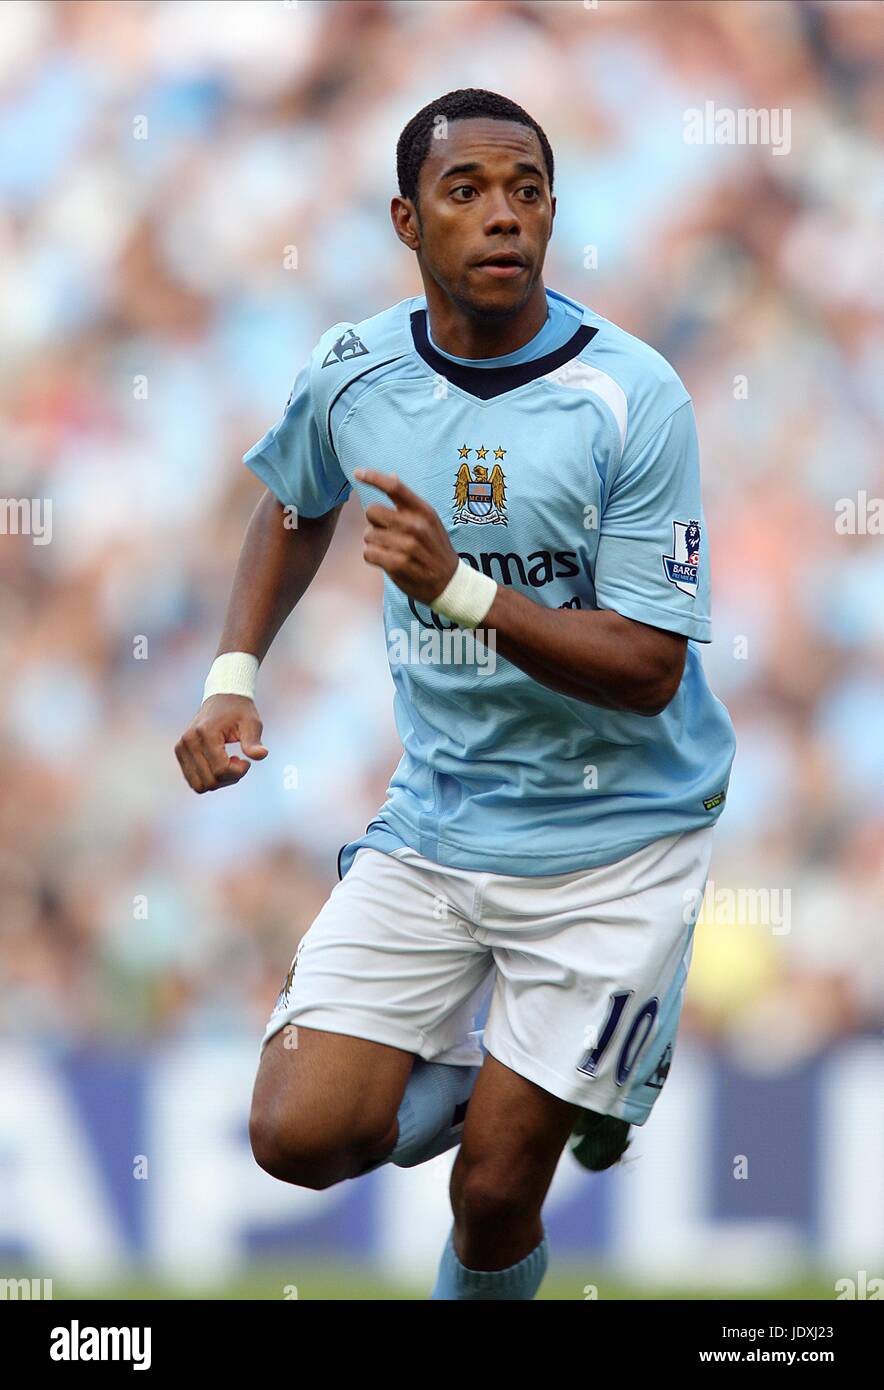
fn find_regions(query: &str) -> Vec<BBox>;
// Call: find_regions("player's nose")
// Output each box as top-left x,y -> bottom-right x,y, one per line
482,195 -> 521,237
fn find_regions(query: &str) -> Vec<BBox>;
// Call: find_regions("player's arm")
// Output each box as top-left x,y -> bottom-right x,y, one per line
467,589 -> 684,715
354,468 -> 685,718
356,399 -> 707,718
175,489 -> 343,793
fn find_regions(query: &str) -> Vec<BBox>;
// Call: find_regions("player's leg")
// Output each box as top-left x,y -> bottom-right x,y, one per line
482,824 -> 715,1131
566,830 -> 715,1171
251,1025 -> 485,1188
249,1026 -> 412,1188
434,1052 -> 577,1297
427,825 -> 716,1298
249,846 -> 490,1189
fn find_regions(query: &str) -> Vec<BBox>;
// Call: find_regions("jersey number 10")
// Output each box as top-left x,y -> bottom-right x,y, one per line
577,991 -> 659,1087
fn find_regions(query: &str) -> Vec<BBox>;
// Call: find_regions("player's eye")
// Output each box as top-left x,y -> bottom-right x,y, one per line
517,185 -> 541,201
451,185 -> 478,201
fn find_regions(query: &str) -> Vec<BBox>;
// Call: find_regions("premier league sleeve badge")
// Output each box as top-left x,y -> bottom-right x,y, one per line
662,519 -> 701,597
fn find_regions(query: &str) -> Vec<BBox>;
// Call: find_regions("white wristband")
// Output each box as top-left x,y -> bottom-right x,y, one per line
429,561 -> 498,629
202,651 -> 259,703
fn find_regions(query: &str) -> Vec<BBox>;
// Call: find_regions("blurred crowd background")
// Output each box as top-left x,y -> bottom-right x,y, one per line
1,0 -> 882,1073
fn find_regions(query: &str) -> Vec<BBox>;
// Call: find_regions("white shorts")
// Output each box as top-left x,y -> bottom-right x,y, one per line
263,827 -> 714,1124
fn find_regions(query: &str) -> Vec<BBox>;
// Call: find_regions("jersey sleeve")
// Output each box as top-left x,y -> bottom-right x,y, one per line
243,361 -> 352,517
593,398 -> 711,642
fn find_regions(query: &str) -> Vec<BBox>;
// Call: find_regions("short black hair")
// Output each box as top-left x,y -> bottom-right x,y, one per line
396,88 -> 554,205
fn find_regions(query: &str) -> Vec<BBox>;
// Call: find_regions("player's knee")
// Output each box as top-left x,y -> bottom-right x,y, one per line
249,1099 -> 393,1190
249,1107 -> 339,1189
453,1155 -> 540,1231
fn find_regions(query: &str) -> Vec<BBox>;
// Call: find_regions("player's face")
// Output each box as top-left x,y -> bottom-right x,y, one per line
409,119 -> 555,319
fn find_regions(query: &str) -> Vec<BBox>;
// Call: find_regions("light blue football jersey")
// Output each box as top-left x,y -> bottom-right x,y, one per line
245,287 -> 736,877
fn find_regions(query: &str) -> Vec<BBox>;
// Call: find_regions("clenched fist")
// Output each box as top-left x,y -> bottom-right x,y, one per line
175,694 -> 268,793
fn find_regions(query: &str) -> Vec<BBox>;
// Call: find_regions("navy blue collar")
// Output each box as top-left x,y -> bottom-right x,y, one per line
410,309 -> 597,401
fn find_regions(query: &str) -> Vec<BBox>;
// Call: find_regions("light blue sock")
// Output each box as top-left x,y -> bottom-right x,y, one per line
431,1230 -> 549,1300
391,1059 -> 479,1168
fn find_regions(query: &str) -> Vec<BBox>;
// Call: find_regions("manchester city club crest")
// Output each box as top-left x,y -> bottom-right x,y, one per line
662,518 -> 701,597
452,446 -> 507,526
274,941 -> 304,1011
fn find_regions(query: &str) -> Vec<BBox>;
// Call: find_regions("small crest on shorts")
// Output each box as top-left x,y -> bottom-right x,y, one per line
645,1041 -> 673,1092
275,941 -> 304,1011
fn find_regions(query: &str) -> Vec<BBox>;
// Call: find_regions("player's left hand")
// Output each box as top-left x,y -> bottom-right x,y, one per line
354,468 -> 458,603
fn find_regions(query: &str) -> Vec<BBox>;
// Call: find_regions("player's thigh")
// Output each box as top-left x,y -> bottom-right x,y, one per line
483,826 -> 715,1123
460,1051 -> 578,1180
253,846 -> 489,1148
262,846 -> 489,1063
250,1023 -> 413,1158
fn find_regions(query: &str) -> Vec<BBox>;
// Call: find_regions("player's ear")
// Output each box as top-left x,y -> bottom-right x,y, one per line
391,196 -> 421,252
